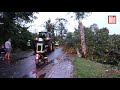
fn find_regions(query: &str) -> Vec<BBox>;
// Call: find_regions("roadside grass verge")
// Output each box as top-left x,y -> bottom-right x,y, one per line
73,57 -> 120,78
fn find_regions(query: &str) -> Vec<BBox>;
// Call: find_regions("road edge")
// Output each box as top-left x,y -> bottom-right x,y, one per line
45,52 -> 67,78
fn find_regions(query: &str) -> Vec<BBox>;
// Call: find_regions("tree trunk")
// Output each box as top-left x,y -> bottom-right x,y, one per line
78,20 -> 86,58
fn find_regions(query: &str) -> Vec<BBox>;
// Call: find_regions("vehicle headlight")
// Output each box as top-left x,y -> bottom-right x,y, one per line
36,56 -> 39,60
36,54 -> 39,59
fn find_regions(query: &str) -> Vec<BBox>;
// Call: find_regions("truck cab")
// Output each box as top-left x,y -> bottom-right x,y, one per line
38,31 -> 54,52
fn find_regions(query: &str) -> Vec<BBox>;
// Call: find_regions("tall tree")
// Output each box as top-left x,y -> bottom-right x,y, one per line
90,23 -> 99,33
0,12 -> 37,50
73,12 -> 91,58
55,18 -> 68,37
44,19 -> 55,38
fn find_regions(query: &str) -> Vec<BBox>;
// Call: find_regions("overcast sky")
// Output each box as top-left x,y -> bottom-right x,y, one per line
28,12 -> 120,35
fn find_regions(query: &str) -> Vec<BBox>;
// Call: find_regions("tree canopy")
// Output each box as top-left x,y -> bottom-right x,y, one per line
0,12 -> 37,51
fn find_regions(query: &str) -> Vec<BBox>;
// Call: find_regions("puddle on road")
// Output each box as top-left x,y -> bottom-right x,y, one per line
0,59 -> 53,78
22,70 -> 46,78
21,61 -> 53,78
30,60 -> 54,78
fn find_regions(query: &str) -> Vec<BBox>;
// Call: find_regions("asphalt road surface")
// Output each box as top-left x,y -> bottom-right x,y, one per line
0,47 -> 64,78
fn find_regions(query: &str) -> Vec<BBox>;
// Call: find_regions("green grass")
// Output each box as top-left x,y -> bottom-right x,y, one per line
73,57 -> 120,78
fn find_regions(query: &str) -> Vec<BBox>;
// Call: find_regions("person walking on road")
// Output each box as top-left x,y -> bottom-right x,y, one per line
5,38 -> 12,60
33,38 -> 38,54
27,40 -> 31,50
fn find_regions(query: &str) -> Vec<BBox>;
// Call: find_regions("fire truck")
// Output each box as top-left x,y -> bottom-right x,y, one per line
35,31 -> 55,67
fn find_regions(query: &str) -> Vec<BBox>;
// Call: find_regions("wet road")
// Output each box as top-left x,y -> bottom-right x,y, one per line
0,47 -> 64,78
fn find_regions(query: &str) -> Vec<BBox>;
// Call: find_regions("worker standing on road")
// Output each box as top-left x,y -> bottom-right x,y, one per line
33,38 -> 38,54
36,38 -> 48,63
27,40 -> 31,50
5,38 -> 12,60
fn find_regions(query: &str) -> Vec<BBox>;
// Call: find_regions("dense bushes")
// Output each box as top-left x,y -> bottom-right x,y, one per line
0,12 -> 36,51
64,26 -> 120,65
11,27 -> 33,51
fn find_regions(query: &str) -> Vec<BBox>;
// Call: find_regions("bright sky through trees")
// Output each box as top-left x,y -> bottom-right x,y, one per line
28,12 -> 120,35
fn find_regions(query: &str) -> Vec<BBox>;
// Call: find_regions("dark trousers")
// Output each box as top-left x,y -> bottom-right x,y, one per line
33,47 -> 36,53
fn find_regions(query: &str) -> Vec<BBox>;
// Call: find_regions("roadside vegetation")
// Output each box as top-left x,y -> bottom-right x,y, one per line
59,12 -> 120,78
0,12 -> 68,51
0,12 -> 37,51
62,12 -> 120,66
1,12 -> 120,77
73,57 -> 120,78
64,24 -> 120,66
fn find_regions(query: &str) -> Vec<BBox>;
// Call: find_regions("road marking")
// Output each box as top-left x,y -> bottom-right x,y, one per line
47,52 -> 67,78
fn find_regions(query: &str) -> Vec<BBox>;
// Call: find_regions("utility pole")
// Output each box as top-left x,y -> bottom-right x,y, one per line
78,21 -> 86,58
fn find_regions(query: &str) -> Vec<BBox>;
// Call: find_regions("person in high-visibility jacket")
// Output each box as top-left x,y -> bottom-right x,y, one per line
33,38 -> 38,54
27,40 -> 31,50
36,38 -> 48,63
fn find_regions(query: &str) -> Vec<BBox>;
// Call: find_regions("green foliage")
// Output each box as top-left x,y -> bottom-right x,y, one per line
63,31 -> 79,53
73,12 -> 91,20
63,12 -> 91,53
12,27 -> 33,51
53,18 -> 68,45
73,57 -> 120,78
42,18 -> 68,46
64,24 -> 120,65
65,32 -> 74,47
84,27 -> 95,57
73,28 -> 81,47
73,57 -> 106,78
0,12 -> 36,51
44,19 -> 55,38
55,18 -> 68,37
45,19 -> 54,32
